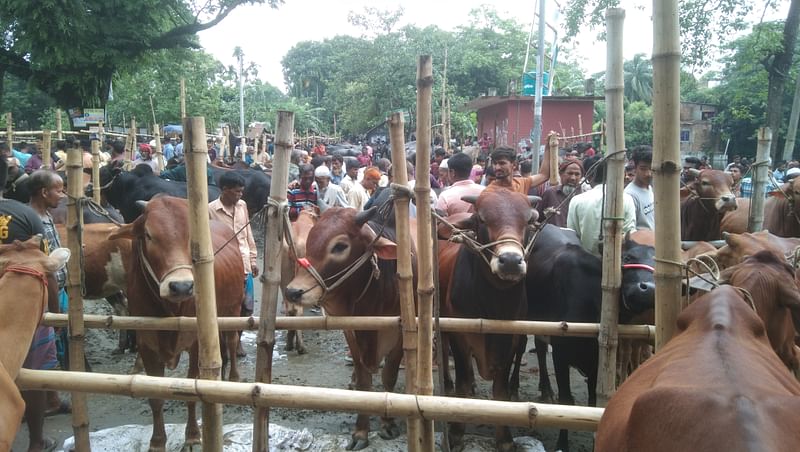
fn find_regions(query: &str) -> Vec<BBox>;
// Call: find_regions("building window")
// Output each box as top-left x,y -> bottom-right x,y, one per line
680,129 -> 690,142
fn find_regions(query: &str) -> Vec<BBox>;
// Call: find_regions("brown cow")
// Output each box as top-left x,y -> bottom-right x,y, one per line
438,187 -> 536,451
56,223 -> 134,352
680,169 -> 737,240
0,237 -> 69,450
596,285 -> 800,452
717,251 -> 800,374
763,179 -> 800,237
284,205 -> 413,450
280,209 -> 317,354
108,196 -> 244,451
713,230 -> 800,270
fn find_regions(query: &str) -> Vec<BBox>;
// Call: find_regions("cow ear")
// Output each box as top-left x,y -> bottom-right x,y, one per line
108,218 -> 141,241
373,237 -> 397,260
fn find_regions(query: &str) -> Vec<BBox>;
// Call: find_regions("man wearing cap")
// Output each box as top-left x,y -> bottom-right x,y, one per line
132,143 -> 159,173
348,166 -> 380,211
537,160 -> 584,227
314,165 -> 349,209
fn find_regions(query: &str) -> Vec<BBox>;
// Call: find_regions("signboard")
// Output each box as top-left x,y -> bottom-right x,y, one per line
68,107 -> 105,128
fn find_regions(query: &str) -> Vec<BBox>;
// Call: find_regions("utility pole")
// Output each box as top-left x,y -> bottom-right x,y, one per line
531,0 -> 546,171
235,47 -> 245,137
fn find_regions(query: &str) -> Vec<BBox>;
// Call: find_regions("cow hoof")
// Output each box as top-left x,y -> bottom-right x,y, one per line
112,347 -> 125,355
285,341 -> 294,352
180,440 -> 201,452
448,438 -> 465,452
296,344 -> 307,355
498,441 -> 517,452
378,422 -> 401,440
345,436 -> 369,450
148,446 -> 166,452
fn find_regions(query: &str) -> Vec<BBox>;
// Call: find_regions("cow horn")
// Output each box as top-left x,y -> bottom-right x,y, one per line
355,206 -> 378,226
527,196 -> 541,207
135,200 -> 149,211
461,195 -> 479,205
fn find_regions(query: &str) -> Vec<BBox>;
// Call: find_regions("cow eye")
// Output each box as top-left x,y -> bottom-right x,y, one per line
332,242 -> 348,254
701,180 -> 710,185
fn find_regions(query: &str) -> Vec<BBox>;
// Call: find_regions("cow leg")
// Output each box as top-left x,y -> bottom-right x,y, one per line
447,338 -> 474,452
508,335 -> 526,401
140,350 -> 168,452
183,345 -> 201,451
440,334 -> 454,394
346,362 -> 373,451
226,331 -> 240,382
617,338 -> 632,384
106,292 -> 131,354
492,358 -> 515,451
377,343 -> 403,440
284,301 -> 306,354
534,337 -> 555,402
552,344 -> 573,452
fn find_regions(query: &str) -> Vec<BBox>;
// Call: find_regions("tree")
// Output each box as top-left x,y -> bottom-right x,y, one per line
624,101 -> 653,147
623,53 -> 653,104
0,0 -> 282,111
765,0 -> 800,160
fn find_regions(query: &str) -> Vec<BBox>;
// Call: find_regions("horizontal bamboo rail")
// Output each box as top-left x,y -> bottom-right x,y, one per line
0,130 -> 80,136
41,314 -> 655,342
16,369 -> 603,431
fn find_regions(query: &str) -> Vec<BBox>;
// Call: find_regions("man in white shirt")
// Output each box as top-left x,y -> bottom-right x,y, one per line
314,165 -> 349,209
339,157 -> 359,195
623,145 -> 655,230
567,155 -> 637,256
435,152 -> 484,215
131,143 -> 160,174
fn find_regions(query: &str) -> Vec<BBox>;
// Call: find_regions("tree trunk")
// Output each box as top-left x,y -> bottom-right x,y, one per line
767,0 -> 800,161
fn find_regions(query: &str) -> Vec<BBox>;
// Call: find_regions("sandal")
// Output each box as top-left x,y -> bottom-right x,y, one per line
44,400 -> 72,417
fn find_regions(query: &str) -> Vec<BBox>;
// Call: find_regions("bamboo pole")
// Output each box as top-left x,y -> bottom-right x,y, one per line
91,138 -> 101,204
748,127 -> 772,232
389,112 -> 421,450
56,109 -> 63,140
180,78 -> 187,119
597,8 -> 626,407
184,116 -> 224,452
153,124 -> 165,171
42,129 -> 52,169
66,145 -> 90,451
578,114 -> 584,137
441,47 -> 450,152
414,55 -> 436,451
220,126 -> 229,163
253,110 -> 293,452
125,117 -> 136,170
17,369 -> 604,432
548,132 -> 559,185
653,0 -> 683,348
5,113 -> 12,147
40,313 -> 656,341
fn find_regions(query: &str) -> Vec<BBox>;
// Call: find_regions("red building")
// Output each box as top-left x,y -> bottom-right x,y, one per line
463,95 -> 602,150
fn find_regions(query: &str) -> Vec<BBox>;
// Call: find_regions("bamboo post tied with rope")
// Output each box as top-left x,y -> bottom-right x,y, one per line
153,124 -> 165,172
66,144 -> 91,451
548,132 -> 559,186
253,110 -> 293,452
91,137 -> 101,204
748,127 -> 772,232
653,0 -> 684,349
596,7 -> 626,407
184,116 -> 224,452
388,112 -> 421,451
42,129 -> 52,169
414,55 -> 436,451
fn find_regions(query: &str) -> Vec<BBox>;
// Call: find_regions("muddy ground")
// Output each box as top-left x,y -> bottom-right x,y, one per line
13,293 -> 595,452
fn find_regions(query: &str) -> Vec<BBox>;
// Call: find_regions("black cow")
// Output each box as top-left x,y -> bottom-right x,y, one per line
209,166 -> 270,217
100,161 -> 221,223
524,224 -> 656,452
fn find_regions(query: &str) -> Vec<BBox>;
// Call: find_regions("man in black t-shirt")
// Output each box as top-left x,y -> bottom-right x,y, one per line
0,155 -> 59,452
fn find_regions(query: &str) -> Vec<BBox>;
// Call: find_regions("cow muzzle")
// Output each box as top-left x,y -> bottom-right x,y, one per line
158,267 -> 195,302
715,194 -> 738,212
490,244 -> 527,282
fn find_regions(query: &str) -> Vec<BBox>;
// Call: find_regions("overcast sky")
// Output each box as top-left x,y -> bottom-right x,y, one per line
198,0 -> 788,92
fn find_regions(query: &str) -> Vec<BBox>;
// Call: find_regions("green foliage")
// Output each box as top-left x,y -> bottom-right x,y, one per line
0,0 -> 281,109
624,100 -> 653,147
623,54 -> 653,104
562,0 -> 756,69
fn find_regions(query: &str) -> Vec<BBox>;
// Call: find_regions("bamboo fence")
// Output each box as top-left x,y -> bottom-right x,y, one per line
65,146 -> 90,451
42,129 -> 52,168
185,116 -> 224,451
414,55 -> 436,450
653,0 -> 683,349
153,123 -> 165,171
548,132 -> 559,185
91,138 -> 101,204
253,110 -> 293,452
16,369 -> 604,432
389,111 -> 421,450
597,7 -> 626,407
40,313 -> 655,341
748,127 -> 772,232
